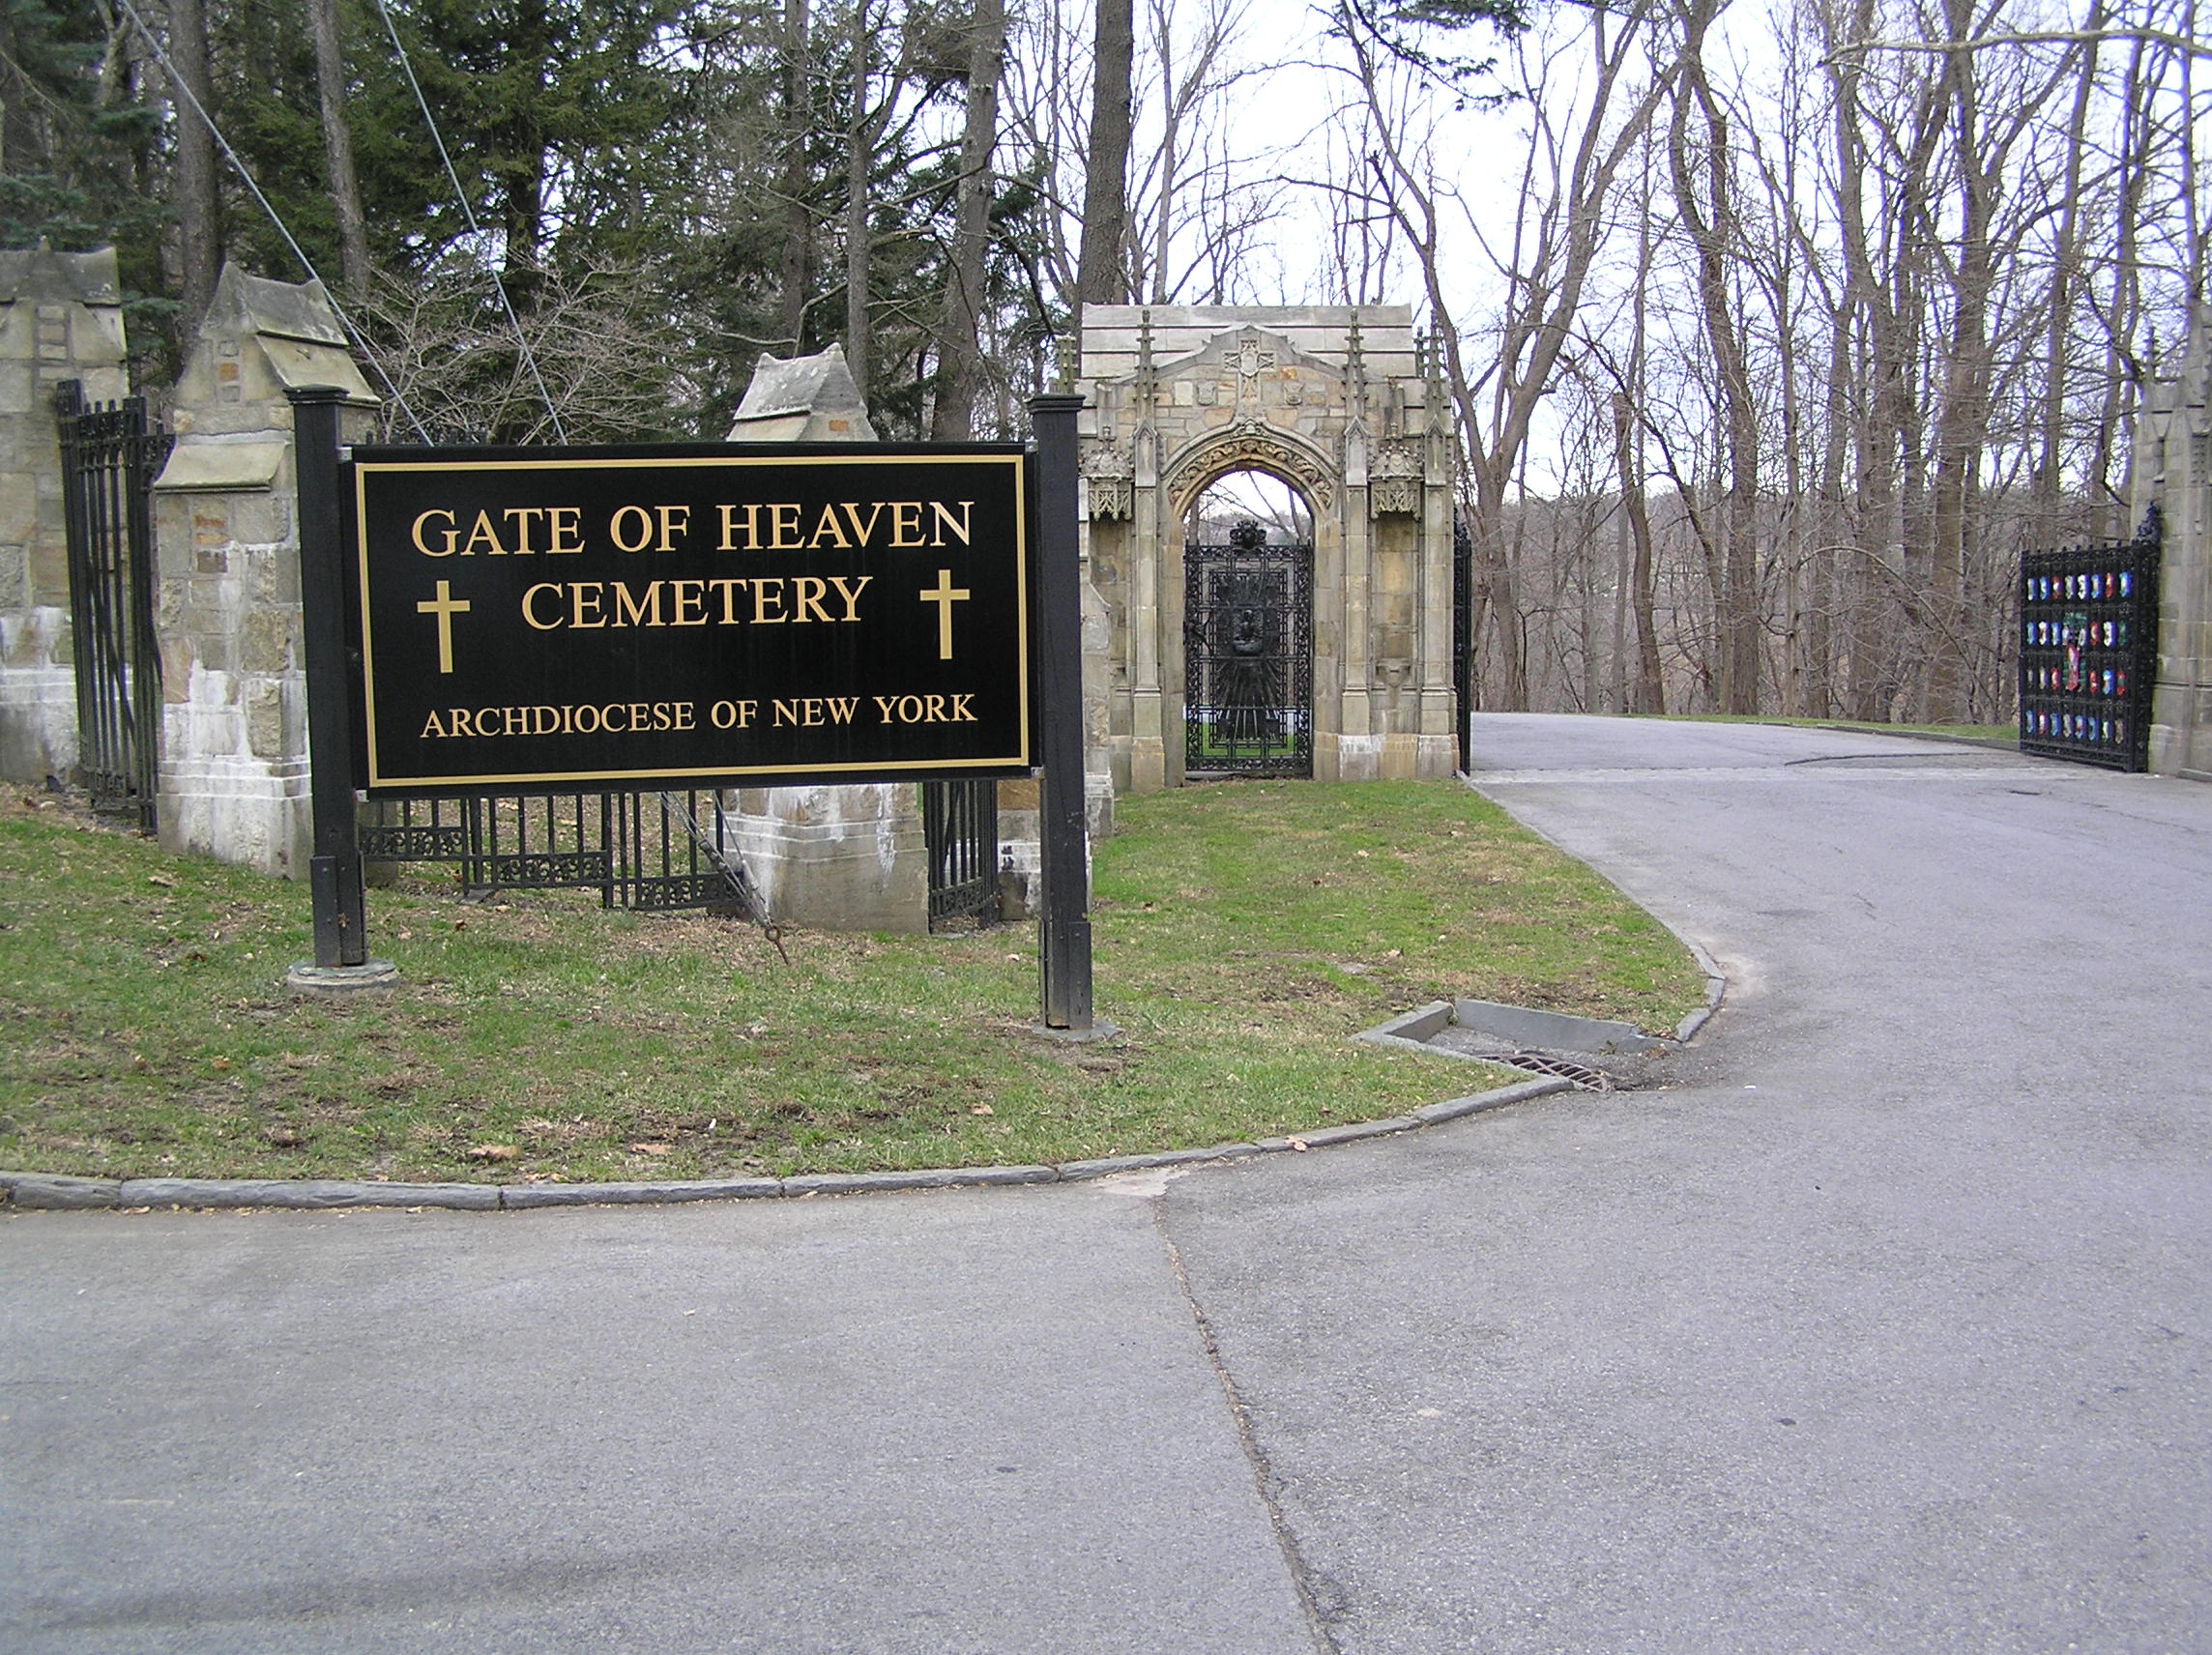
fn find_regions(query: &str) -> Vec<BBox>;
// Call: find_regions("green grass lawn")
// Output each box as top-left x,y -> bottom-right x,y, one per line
0,778 -> 1706,1185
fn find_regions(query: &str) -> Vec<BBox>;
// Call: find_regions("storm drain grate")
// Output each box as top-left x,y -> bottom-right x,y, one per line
1496,1053 -> 1617,1092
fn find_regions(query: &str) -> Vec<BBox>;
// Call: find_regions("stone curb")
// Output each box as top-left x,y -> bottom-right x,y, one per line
0,1073 -> 1587,1215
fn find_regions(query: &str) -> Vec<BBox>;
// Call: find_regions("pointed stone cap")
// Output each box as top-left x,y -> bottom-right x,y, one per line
0,242 -> 121,306
727,342 -> 878,443
200,264 -> 350,347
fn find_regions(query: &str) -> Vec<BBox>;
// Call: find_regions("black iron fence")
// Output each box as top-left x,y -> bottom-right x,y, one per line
923,777 -> 1000,928
56,381 -> 171,829
2019,507 -> 2161,772
362,788 -> 775,934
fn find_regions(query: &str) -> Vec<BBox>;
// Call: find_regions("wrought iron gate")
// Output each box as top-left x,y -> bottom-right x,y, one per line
362,787 -> 772,925
923,778 -> 999,928
56,381 -> 172,829
2019,506 -> 2161,772
1183,519 -> 1313,776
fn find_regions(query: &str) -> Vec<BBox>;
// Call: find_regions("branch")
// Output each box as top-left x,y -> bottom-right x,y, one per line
1824,27 -> 2211,65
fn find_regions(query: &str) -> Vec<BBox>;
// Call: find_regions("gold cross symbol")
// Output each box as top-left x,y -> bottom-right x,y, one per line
417,579 -> 472,674
918,568 -> 970,661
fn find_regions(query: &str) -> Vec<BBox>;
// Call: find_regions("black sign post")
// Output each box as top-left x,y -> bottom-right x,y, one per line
1028,394 -> 1099,1036
286,386 -> 391,993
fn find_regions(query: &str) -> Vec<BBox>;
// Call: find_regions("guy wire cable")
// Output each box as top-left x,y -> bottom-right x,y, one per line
113,0 -> 432,443
367,0 -> 568,443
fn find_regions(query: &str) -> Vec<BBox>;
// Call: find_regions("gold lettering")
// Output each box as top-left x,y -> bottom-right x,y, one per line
420,709 -> 449,738
502,508 -> 545,553
460,510 -> 509,557
794,576 -> 831,623
451,708 -> 478,737
827,696 -> 859,724
655,505 -> 690,551
930,501 -> 974,546
751,578 -> 787,624
806,505 -> 852,549
829,574 -> 871,620
717,503 -> 761,551
570,583 -> 607,628
949,693 -> 976,722
710,577 -> 746,624
889,501 -> 925,547
610,505 -> 655,554
613,582 -> 665,627
411,508 -> 458,557
670,579 -> 708,625
838,502 -> 886,544
547,507 -> 583,554
672,702 -> 696,730
521,583 -> 563,629
772,698 -> 800,726
925,694 -> 947,722
769,503 -> 803,551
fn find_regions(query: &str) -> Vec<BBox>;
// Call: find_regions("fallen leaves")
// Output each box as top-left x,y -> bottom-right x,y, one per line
626,1141 -> 672,1155
467,1143 -> 521,1162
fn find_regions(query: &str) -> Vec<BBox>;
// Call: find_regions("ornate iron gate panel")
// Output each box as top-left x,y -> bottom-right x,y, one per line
362,789 -> 767,918
55,381 -> 172,830
2019,507 -> 2161,772
1183,520 -> 1313,776
923,778 -> 999,929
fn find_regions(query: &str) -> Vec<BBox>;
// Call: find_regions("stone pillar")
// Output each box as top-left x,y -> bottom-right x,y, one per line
1413,350 -> 1460,780
0,246 -> 129,786
2142,313 -> 2212,782
152,265 -> 378,875
719,345 -> 928,931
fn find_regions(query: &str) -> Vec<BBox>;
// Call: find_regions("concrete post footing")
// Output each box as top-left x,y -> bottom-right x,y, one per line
284,959 -> 399,997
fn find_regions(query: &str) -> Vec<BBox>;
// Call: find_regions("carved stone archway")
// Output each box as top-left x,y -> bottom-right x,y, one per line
1075,306 -> 1457,792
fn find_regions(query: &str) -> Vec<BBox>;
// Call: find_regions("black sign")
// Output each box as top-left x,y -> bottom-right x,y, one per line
344,443 -> 1031,794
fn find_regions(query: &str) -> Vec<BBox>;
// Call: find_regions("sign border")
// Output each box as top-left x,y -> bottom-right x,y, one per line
342,441 -> 1033,796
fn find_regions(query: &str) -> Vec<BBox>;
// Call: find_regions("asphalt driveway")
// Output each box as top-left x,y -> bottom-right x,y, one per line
6,715 -> 2207,1652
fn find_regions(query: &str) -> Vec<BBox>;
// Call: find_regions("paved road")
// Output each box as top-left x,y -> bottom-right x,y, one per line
7,715 -> 2209,1652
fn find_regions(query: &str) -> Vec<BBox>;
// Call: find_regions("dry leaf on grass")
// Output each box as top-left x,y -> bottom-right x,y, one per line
467,1144 -> 521,1162
626,1142 -> 672,1155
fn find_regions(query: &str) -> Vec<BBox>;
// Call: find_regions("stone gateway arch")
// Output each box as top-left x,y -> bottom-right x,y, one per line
1074,305 -> 1459,794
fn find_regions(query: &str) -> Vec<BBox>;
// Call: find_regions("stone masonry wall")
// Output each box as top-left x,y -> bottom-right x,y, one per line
154,265 -> 377,874
0,246 -> 130,785
2140,310 -> 2212,782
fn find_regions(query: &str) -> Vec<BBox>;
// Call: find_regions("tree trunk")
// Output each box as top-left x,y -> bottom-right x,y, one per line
1667,9 -> 1760,713
307,0 -> 371,301
777,0 -> 813,355
168,0 -> 221,333
844,0 -> 873,395
932,0 -> 1006,439
496,0 -> 550,319
1075,0 -> 1133,307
